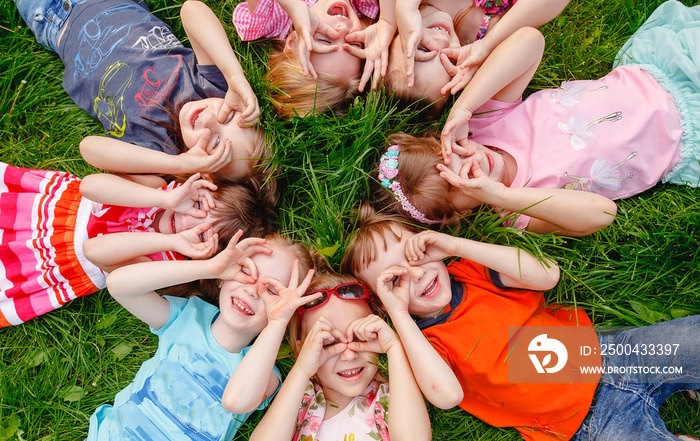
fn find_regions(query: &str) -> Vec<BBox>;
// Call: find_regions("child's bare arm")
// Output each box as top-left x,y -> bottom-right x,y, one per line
80,173 -> 215,216
442,27 -> 544,161
84,224 -> 217,272
180,0 -> 259,125
347,315 -> 432,441
249,318 -> 348,441
375,267 -> 464,409
106,232 -> 267,329
80,136 -> 235,176
481,0 -> 569,57
222,265 -> 316,414
438,159 -> 618,236
406,230 -> 560,291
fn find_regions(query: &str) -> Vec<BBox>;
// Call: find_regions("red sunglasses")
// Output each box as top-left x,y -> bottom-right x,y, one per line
298,282 -> 370,315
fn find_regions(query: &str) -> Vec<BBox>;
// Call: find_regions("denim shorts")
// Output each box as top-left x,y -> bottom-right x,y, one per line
572,315 -> 700,440
14,0 -> 88,52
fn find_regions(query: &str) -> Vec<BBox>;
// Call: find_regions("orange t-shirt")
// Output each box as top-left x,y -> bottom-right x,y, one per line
421,259 -> 600,441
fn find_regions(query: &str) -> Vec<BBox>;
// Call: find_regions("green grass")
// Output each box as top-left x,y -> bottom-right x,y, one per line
1,0 -> 699,439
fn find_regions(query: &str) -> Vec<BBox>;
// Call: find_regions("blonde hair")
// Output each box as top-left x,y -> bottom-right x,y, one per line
265,50 -> 359,119
373,133 -> 461,226
341,202 -> 421,277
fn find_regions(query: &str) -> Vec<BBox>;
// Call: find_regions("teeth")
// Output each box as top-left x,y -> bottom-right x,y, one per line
338,367 -> 362,377
422,278 -> 437,296
232,298 -> 254,315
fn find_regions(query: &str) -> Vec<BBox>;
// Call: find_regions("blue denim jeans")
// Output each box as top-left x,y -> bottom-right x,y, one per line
573,315 -> 700,440
14,0 -> 88,52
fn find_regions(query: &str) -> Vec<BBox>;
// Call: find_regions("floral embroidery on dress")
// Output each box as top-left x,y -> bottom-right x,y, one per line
550,81 -> 608,107
558,111 -> 623,150
293,381 -> 389,441
562,152 -> 638,193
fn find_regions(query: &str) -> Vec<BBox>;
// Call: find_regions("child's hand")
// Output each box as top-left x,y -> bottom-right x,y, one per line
219,82 -> 260,127
344,19 -> 395,92
441,107 -> 473,164
405,230 -> 455,266
295,316 -> 348,378
173,222 -> 219,259
376,266 -> 411,315
166,173 -> 218,216
346,314 -> 399,354
437,157 -> 506,201
287,2 -> 340,78
207,230 -> 271,283
181,130 -> 235,174
257,262 -> 318,325
396,6 -> 438,87
439,44 -> 485,95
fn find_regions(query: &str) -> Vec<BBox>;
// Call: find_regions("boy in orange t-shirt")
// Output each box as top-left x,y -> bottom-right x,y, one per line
342,204 -> 700,440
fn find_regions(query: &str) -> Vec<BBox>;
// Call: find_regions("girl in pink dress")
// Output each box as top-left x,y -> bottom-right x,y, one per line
0,163 -> 274,327
374,1 -> 700,236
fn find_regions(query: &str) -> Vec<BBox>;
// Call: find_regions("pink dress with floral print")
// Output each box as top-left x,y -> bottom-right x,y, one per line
294,380 -> 390,441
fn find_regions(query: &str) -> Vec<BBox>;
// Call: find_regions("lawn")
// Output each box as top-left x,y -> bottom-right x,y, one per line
1,0 -> 699,439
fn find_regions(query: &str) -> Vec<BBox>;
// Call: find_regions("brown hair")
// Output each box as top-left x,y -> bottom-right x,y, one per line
265,50 -> 359,119
373,133 -> 461,226
341,202 -> 421,277
287,268 -> 388,383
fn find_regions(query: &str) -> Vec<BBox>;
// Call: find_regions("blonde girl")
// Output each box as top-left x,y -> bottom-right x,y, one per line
250,271 -> 431,441
96,232 -> 316,440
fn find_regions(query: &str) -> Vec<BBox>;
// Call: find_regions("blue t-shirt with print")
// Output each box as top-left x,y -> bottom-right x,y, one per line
87,295 -> 281,441
58,0 -> 228,154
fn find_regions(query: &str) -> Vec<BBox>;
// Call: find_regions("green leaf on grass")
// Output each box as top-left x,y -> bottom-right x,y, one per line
316,242 -> 340,258
0,415 -> 20,440
61,385 -> 85,402
111,343 -> 133,361
629,301 -> 668,323
25,349 -> 47,367
95,311 -> 119,330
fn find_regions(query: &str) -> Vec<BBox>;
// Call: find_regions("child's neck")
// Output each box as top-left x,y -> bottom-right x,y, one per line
321,386 -> 355,420
210,318 -> 253,353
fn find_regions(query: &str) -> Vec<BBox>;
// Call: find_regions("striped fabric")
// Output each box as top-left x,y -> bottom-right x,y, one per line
232,0 -> 379,41
0,163 -> 182,327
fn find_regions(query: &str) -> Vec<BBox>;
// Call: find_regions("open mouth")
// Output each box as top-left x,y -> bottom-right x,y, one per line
190,108 -> 203,130
327,2 -> 348,18
429,23 -> 450,35
170,213 -> 177,234
232,297 -> 254,316
421,277 -> 440,298
337,367 -> 363,379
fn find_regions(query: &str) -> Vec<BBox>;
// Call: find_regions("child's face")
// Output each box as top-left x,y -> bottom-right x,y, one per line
179,98 -> 257,179
388,5 -> 460,105
356,226 -> 452,319
300,295 -> 378,402
218,242 -> 297,336
291,0 -> 365,82
445,140 -> 510,211
158,208 -> 217,236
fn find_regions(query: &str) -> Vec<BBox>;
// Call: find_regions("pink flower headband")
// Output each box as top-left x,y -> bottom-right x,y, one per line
378,145 -> 440,225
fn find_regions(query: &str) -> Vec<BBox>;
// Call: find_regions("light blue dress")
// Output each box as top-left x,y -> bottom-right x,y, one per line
87,296 -> 281,441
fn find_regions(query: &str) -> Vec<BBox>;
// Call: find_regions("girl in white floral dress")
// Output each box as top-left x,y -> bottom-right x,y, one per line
250,271 -> 431,441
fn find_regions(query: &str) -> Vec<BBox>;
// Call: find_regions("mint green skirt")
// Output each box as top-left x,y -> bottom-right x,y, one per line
615,0 -> 700,186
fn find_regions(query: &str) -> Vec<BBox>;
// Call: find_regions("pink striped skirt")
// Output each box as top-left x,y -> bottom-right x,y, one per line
0,163 -> 105,327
